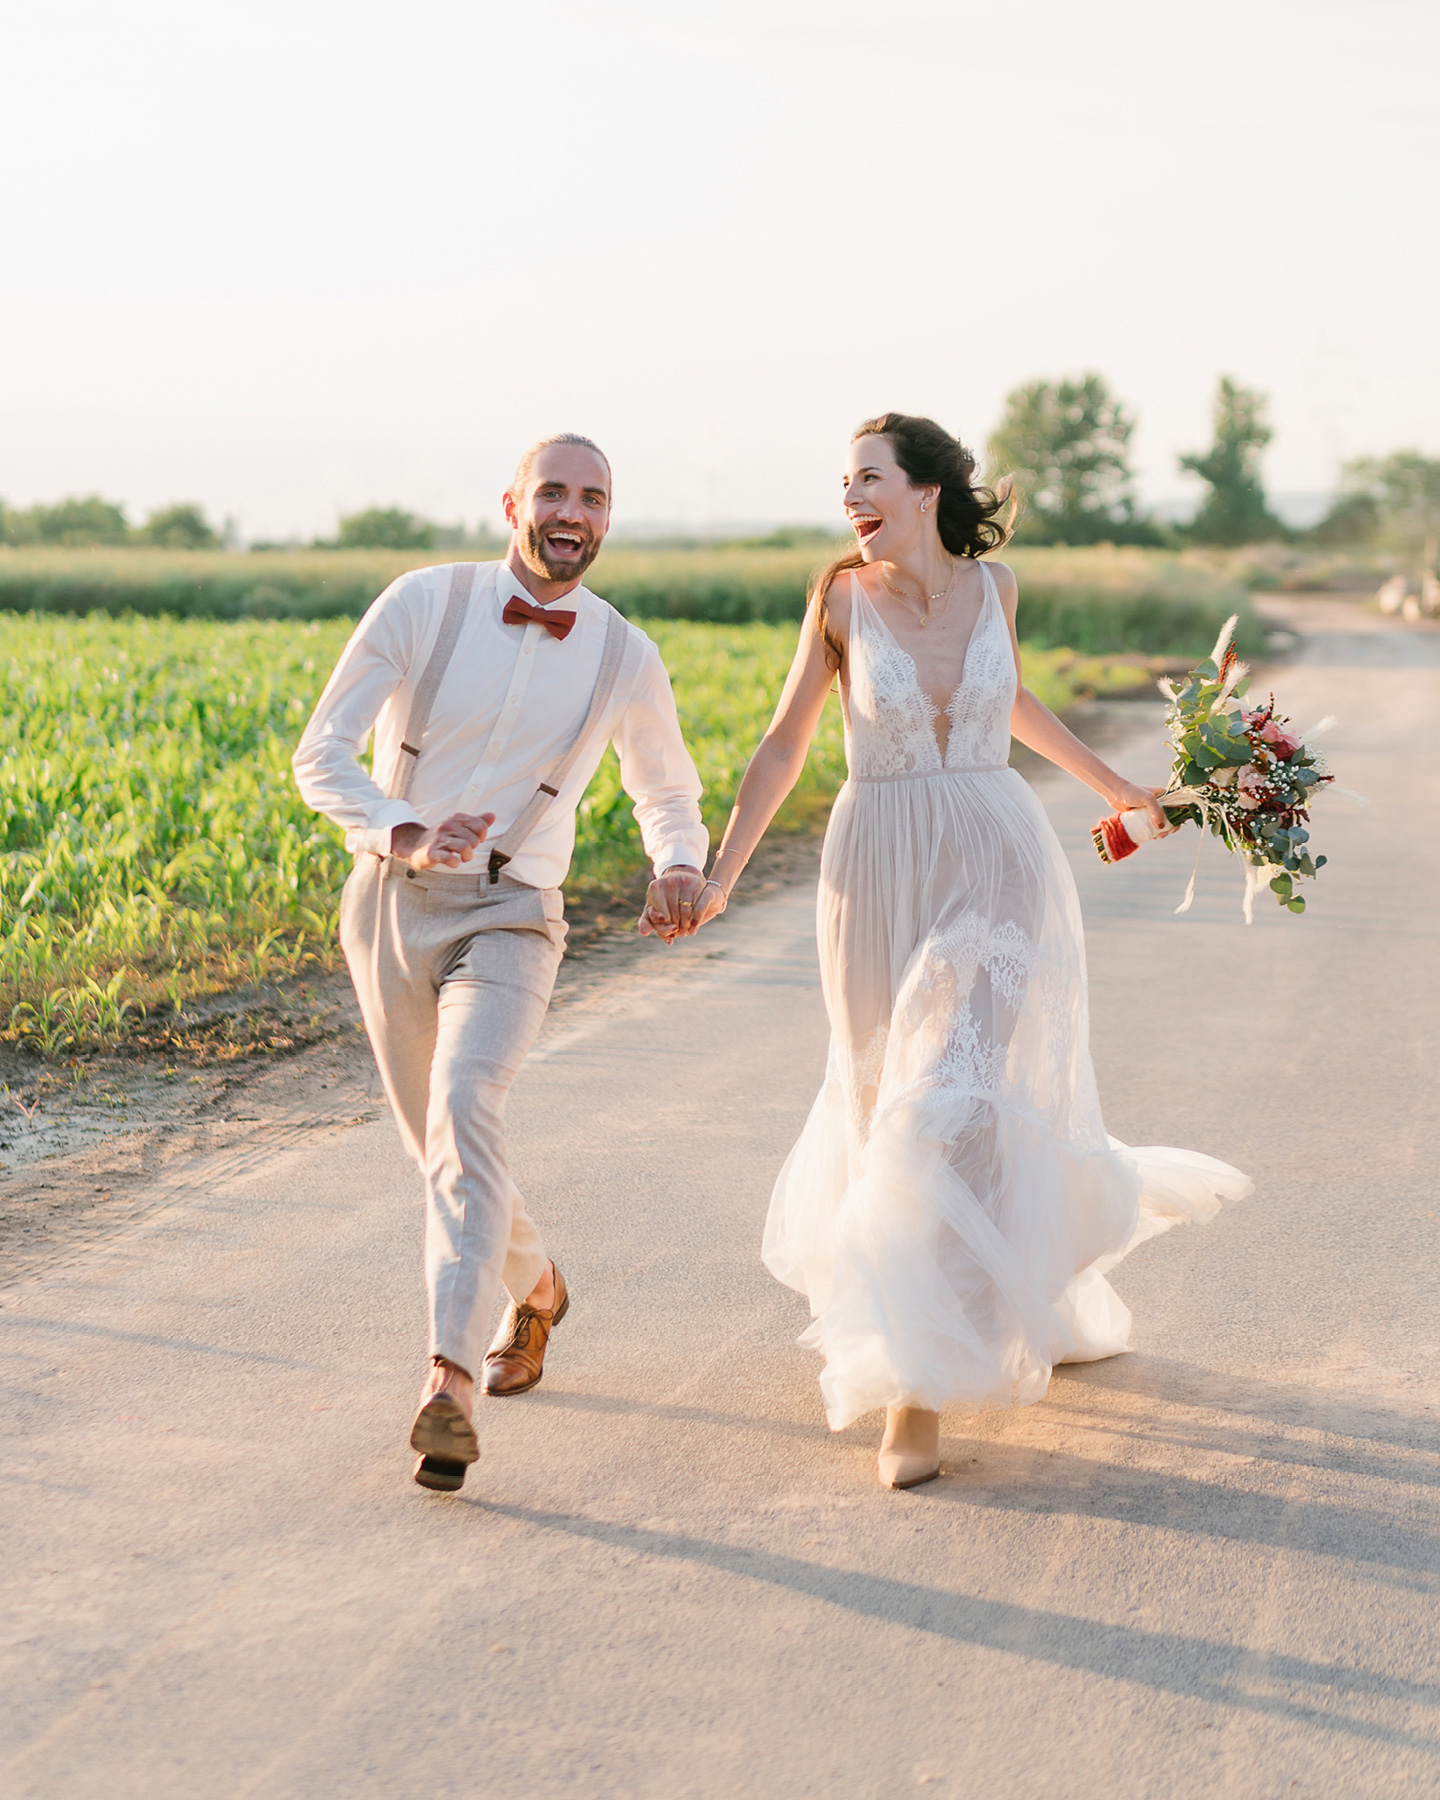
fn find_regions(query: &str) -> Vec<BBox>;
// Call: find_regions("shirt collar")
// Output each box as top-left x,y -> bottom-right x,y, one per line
493,559 -> 595,616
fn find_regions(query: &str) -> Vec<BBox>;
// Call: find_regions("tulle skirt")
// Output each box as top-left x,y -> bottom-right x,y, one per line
762,768 -> 1250,1431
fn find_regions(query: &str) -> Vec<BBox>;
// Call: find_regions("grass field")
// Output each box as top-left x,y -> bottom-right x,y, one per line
0,542 -> 1264,654
0,611 -> 1155,1057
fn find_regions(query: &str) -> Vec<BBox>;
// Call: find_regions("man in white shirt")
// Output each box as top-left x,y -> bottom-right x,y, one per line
293,434 -> 709,1493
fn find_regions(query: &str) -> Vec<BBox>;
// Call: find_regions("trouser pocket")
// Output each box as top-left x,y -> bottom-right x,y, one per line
337,859 -> 370,960
540,886 -> 568,953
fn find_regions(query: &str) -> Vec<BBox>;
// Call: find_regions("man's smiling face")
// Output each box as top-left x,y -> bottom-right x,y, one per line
504,443 -> 612,587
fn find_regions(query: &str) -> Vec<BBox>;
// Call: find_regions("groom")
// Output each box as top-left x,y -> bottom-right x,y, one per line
293,434 -> 709,1491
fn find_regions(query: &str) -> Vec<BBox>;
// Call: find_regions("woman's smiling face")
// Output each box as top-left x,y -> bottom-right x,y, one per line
842,434 -> 933,561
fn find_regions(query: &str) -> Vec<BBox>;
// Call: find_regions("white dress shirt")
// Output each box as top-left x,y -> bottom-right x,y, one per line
292,561 -> 708,890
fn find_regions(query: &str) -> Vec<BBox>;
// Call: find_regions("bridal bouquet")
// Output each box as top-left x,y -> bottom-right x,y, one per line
1091,617 -> 1332,919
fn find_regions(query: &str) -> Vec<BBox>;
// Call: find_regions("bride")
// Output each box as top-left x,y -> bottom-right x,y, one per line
690,413 -> 1250,1489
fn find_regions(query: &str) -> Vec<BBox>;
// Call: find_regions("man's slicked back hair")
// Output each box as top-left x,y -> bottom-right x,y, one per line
511,433 -> 613,499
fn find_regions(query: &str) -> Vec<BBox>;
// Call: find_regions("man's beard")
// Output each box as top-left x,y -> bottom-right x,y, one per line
518,519 -> 601,584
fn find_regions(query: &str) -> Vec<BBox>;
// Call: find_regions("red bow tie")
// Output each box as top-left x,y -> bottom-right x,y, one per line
502,595 -> 577,641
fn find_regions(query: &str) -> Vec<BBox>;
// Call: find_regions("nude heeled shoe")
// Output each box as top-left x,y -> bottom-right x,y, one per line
878,1406 -> 941,1489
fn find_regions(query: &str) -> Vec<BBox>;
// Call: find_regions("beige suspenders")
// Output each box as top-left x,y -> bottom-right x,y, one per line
388,562 -> 479,806
387,563 -> 631,883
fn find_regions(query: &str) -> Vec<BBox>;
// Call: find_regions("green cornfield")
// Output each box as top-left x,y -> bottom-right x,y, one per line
0,611 -> 1152,1056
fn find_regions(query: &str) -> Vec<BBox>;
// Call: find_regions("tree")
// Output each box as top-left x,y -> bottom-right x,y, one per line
137,502 -> 219,548
1179,377 -> 1284,545
1315,449 -> 1440,555
334,507 -> 436,550
11,494 -> 130,546
988,373 -> 1149,544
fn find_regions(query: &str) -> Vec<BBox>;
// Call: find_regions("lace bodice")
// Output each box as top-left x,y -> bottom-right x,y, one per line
844,564 -> 1015,776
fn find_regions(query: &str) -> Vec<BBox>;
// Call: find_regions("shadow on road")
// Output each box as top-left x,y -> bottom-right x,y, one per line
527,1365 -> 1440,1581
477,1498 -> 1440,1753
1060,1357 -> 1440,1480
0,1310 -> 323,1371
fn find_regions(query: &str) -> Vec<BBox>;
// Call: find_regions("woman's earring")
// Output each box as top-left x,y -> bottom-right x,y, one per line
920,501 -> 928,513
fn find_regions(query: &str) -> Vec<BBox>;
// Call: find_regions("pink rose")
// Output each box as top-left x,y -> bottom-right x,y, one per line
1235,764 -> 1270,810
1259,720 -> 1300,760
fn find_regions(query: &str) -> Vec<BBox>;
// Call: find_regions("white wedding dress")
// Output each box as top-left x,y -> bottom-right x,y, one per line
763,567 -> 1251,1430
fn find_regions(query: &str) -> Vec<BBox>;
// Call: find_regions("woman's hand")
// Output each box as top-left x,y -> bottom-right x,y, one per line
690,880 -> 728,929
1106,780 -> 1172,835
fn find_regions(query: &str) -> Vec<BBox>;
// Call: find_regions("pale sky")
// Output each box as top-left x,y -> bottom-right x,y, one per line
3,0 -> 1435,539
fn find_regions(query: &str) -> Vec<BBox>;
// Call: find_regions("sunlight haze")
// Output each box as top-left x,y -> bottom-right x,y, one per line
2,0 -> 1434,539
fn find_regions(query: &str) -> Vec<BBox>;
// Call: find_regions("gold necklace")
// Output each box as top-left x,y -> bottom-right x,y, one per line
880,558 -> 956,628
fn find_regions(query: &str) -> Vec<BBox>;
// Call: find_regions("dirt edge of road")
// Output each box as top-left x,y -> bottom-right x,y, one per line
0,829 -> 835,1289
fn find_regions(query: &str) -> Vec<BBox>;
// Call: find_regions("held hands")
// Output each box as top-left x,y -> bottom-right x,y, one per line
1107,781 -> 1173,836
690,879 -> 728,931
391,812 -> 497,871
637,866 -> 711,945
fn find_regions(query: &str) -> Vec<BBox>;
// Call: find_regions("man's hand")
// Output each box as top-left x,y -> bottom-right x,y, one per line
637,865 -> 708,944
391,813 -> 497,871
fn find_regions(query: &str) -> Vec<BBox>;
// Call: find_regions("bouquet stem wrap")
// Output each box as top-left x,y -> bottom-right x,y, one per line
1091,809 -> 1160,863
1091,787 -> 1207,865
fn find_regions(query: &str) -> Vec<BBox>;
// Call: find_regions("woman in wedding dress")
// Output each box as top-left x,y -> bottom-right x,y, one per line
691,414 -> 1251,1489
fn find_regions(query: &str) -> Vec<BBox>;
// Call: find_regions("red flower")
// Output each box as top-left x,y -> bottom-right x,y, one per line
1259,720 -> 1301,760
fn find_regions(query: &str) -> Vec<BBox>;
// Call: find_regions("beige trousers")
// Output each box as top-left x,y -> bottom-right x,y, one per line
339,855 -> 567,1377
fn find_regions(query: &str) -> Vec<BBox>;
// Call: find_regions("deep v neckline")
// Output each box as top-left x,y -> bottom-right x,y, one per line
852,565 -> 997,765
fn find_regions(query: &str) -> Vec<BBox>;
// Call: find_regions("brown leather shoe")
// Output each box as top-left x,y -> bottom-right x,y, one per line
410,1360 -> 479,1491
482,1264 -> 569,1396
412,1453 -> 469,1493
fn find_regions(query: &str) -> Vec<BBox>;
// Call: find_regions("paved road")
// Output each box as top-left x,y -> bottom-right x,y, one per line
3,604 -> 1437,1799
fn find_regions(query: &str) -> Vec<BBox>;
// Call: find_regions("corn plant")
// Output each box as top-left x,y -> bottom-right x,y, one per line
0,608 -> 1168,1058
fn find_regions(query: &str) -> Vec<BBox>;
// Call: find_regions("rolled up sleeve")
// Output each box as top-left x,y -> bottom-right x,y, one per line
612,641 -> 709,875
291,575 -> 428,851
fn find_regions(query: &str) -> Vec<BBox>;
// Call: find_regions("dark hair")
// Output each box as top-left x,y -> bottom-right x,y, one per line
811,412 -> 1014,669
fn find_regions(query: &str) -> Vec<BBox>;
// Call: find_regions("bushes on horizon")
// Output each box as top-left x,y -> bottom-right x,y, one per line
135,502 -> 220,549
2,495 -> 224,550
2,494 -> 130,547
1311,450 -> 1440,557
333,506 -> 438,550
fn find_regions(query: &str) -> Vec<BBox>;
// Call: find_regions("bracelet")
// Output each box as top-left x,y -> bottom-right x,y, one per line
701,878 -> 729,906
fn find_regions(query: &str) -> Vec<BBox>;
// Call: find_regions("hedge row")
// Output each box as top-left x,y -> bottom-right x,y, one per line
0,543 -> 1264,656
